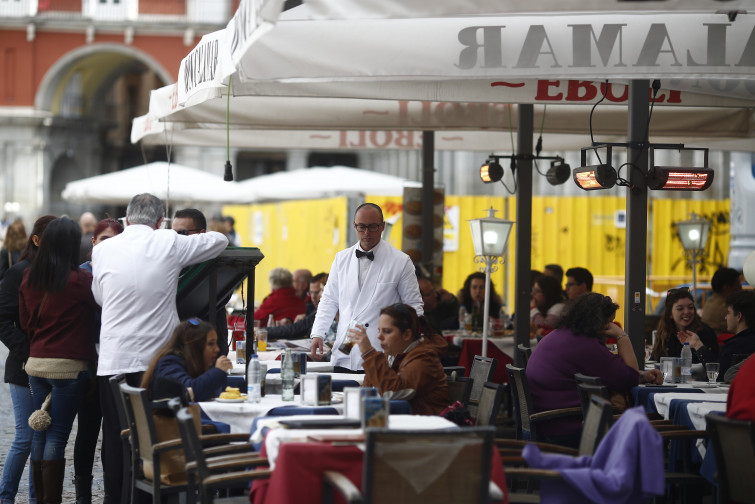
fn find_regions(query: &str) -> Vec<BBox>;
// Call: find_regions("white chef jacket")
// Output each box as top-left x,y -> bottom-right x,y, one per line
310,239 -> 423,370
92,225 -> 228,375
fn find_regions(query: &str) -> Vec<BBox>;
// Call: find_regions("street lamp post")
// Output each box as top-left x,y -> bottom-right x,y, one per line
676,212 -> 711,302
468,208 -> 514,358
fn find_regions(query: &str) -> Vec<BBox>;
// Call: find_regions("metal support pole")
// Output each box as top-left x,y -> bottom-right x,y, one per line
514,104 -> 534,367
482,257 -> 493,358
626,81 -> 649,368
421,131 -> 435,274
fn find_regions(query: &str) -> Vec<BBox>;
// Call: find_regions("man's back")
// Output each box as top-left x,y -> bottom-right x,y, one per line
93,224 -> 227,375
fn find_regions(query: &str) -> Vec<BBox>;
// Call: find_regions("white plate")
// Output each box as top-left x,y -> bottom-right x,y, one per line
215,397 -> 247,403
229,367 -> 245,375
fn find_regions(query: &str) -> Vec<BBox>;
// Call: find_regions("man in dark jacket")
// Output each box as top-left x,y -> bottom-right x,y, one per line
680,289 -> 755,380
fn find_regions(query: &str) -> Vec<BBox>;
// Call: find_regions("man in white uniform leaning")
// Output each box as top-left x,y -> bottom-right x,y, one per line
92,193 -> 228,503
310,203 -> 423,371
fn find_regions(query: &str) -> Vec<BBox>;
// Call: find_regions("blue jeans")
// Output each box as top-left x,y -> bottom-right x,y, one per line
0,384 -> 35,503
29,373 -> 88,461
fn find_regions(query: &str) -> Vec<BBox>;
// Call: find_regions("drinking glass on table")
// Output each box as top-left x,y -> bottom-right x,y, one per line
256,328 -> 268,352
236,340 -> 246,365
705,362 -> 720,384
660,358 -> 674,383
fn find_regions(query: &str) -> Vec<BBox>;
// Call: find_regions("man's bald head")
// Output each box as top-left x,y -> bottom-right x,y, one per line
80,212 -> 97,234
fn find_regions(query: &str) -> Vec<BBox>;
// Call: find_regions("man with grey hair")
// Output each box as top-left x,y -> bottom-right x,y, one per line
254,267 -> 306,326
91,193 -> 227,503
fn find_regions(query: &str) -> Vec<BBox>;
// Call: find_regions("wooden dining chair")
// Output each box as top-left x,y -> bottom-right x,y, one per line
516,344 -> 532,368
505,364 -> 582,441
447,376 -> 473,406
475,382 -> 504,427
706,414 -> 755,504
502,394 -> 623,503
322,427 -> 500,504
108,374 -> 132,504
119,383 -> 189,504
175,406 -> 271,504
468,355 -> 497,416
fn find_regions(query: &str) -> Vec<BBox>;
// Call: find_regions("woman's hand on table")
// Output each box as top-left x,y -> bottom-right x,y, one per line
676,330 -> 703,350
215,355 -> 233,372
349,324 -> 373,355
640,369 -> 664,385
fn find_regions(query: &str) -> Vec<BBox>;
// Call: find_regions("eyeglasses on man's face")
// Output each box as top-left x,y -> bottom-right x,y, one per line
176,229 -> 203,236
354,223 -> 382,232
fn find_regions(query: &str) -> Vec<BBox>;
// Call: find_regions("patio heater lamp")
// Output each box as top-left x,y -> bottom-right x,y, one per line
676,212 -> 711,301
468,208 -> 514,357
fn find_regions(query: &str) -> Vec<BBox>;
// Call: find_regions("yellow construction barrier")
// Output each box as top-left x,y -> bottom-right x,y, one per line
224,195 -> 730,324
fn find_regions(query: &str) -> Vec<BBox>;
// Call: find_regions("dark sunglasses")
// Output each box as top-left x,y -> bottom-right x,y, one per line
667,286 -> 691,296
188,317 -> 202,326
176,229 -> 203,236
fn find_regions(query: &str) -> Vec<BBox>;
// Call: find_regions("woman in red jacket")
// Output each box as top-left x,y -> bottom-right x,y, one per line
19,217 -> 99,504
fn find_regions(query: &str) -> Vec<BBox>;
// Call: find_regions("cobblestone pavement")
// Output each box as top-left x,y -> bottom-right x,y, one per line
0,345 -> 106,503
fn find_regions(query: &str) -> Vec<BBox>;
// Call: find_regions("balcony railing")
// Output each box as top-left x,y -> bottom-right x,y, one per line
1,0 -> 232,24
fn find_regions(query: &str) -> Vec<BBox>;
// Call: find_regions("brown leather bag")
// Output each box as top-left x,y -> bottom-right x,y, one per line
141,404 -> 201,486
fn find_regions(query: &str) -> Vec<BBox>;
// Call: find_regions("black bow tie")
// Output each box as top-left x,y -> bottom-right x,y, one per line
356,249 -> 374,261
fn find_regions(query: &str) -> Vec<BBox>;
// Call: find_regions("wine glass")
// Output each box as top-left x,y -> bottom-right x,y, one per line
661,360 -> 673,383
705,362 -> 720,384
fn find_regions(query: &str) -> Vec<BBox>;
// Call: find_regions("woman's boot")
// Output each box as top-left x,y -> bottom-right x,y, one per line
30,460 -> 44,504
73,475 -> 92,504
40,459 -> 65,504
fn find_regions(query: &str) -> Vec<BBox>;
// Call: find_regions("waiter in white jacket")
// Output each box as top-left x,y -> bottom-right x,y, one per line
310,203 -> 423,371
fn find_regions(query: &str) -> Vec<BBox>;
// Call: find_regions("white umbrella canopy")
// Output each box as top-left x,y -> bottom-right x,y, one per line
300,0 -> 752,18
61,161 -> 240,205
233,166 -> 420,203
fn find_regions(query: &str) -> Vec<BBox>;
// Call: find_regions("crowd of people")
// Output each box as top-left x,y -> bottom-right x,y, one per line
0,197 -> 754,503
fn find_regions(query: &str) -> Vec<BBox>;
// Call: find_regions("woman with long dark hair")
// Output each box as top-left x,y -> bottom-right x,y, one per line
141,318 -> 232,402
351,303 -> 449,415
458,272 -> 502,331
18,217 -> 98,504
651,287 -> 717,362
526,293 -> 663,448
0,215 -> 55,504
530,275 -> 566,333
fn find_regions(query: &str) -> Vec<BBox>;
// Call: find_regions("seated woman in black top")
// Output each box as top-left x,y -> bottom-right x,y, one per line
652,287 -> 717,364
141,318 -> 232,402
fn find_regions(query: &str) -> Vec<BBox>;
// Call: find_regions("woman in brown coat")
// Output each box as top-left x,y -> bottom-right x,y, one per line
352,303 -> 449,415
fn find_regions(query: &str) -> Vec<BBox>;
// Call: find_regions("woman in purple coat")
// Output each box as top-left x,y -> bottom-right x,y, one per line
526,293 -> 663,448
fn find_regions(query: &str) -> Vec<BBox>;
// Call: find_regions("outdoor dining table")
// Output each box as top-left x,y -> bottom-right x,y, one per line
648,388 -> 728,479
199,394 -> 344,434
632,382 -> 716,413
444,332 -> 529,384
249,415 -> 506,504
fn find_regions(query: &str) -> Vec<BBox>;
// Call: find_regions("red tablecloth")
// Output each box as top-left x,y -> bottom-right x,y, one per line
457,339 -> 514,384
250,440 -> 507,504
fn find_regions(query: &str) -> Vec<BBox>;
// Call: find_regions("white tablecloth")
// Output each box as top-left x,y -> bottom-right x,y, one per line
263,415 -> 459,469
199,394 -> 344,434
446,333 -> 536,360
653,390 -> 728,419
687,401 -> 727,458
